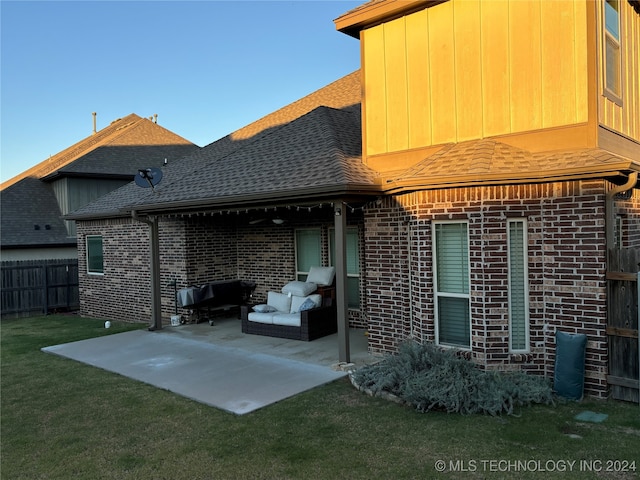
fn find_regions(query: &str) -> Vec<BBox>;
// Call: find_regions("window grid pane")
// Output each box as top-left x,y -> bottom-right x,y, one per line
329,228 -> 361,309
437,297 -> 470,347
295,229 -> 321,280
435,223 -> 469,294
86,236 -> 104,274
508,221 -> 528,351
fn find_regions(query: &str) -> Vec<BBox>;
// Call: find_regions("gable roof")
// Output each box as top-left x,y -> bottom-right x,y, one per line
1,114 -> 199,249
69,71 -> 381,219
1,114 -> 199,189
382,139 -> 640,193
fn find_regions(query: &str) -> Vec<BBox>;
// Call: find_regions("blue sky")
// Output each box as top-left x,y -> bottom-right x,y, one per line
0,0 -> 362,183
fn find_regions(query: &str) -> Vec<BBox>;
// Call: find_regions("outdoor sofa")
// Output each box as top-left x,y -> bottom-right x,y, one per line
240,267 -> 337,341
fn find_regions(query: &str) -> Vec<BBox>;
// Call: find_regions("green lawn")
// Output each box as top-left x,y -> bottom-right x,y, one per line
1,315 -> 638,480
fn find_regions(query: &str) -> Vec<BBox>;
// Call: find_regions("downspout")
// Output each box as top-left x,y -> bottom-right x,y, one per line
132,210 -> 163,331
605,172 -> 638,250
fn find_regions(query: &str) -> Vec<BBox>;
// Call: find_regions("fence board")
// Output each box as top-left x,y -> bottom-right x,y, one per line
1,259 -> 79,317
607,248 -> 639,403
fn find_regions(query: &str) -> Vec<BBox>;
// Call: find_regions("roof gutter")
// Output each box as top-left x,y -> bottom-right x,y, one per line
125,183 -> 382,215
335,0 -> 445,38
382,167 -> 638,195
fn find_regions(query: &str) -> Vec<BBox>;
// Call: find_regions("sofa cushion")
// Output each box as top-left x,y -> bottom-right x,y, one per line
281,281 -> 317,296
272,313 -> 301,327
247,312 -> 274,324
306,266 -> 335,286
290,293 -> 322,313
267,291 -> 292,313
252,304 -> 277,313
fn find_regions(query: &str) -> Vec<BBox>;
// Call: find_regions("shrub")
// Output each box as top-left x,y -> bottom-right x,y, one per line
352,341 -> 553,415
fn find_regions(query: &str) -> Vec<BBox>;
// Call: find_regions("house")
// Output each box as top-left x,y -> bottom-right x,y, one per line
69,0 -> 639,401
1,113 -> 199,261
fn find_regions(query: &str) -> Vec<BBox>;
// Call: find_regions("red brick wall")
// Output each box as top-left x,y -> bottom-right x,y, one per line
77,213 -> 365,324
77,218 -> 154,322
364,180 -> 611,398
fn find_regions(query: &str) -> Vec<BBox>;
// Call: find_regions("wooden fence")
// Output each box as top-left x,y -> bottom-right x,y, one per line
1,259 -> 79,317
606,248 -> 639,403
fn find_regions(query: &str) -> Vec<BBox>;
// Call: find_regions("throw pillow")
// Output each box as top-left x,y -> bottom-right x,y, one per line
298,298 -> 316,312
252,304 -> 276,313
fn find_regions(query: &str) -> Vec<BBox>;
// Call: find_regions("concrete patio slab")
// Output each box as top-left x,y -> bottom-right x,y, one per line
41,318 -> 377,415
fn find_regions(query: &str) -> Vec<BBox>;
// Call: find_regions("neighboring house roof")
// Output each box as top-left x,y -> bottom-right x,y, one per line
382,139 -> 640,193
69,71 -> 380,219
42,119 -> 200,181
1,114 -> 198,189
1,178 -> 71,248
1,114 -> 200,249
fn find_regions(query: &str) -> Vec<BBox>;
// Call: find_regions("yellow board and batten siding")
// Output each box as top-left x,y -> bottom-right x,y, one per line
361,0 -> 592,161
598,0 -> 640,142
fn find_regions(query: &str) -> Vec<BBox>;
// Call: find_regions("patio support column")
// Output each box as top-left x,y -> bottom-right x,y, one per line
334,201 -> 350,362
148,216 -> 162,330
132,211 -> 163,330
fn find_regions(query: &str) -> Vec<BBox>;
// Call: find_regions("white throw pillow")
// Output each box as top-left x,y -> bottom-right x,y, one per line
267,291 -> 292,313
281,281 -> 317,296
306,266 -> 335,286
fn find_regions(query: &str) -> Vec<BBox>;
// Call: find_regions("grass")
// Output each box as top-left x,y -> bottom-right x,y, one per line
1,315 -> 639,480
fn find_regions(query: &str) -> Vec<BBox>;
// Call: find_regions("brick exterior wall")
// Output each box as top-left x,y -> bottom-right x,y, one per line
77,180 -> 636,399
78,218 -> 154,322
77,212 -> 365,325
363,180 -> 613,398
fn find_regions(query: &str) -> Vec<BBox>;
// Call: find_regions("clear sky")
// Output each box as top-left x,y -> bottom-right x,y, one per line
0,0 -> 362,183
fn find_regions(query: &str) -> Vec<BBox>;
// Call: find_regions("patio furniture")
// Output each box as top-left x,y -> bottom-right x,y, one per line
177,279 -> 256,324
240,280 -> 337,341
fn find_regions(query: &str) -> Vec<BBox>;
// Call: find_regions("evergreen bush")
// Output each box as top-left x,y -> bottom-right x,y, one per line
352,341 -> 554,415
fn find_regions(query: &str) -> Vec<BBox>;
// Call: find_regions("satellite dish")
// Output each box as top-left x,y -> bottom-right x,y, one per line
135,167 -> 163,189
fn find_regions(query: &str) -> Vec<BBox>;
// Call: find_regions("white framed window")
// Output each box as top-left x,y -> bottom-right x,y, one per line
86,235 -> 104,275
508,219 -> 529,352
294,228 -> 321,281
604,0 -> 622,100
433,222 -> 471,349
329,227 -> 361,309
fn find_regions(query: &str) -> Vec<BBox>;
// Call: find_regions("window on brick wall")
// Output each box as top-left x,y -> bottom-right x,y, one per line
433,222 -> 470,349
604,0 -> 622,101
86,235 -> 104,275
329,227 -> 361,309
295,228 -> 321,281
508,219 -> 529,352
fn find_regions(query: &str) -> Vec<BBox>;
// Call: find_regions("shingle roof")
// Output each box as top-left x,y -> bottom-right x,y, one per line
130,106 -> 379,212
69,71 -> 380,219
1,114 -> 198,189
1,178 -> 73,247
383,139 -> 640,193
1,114 -> 199,248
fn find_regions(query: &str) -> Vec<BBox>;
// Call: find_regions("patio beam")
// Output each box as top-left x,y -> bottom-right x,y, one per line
334,201 -> 350,363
